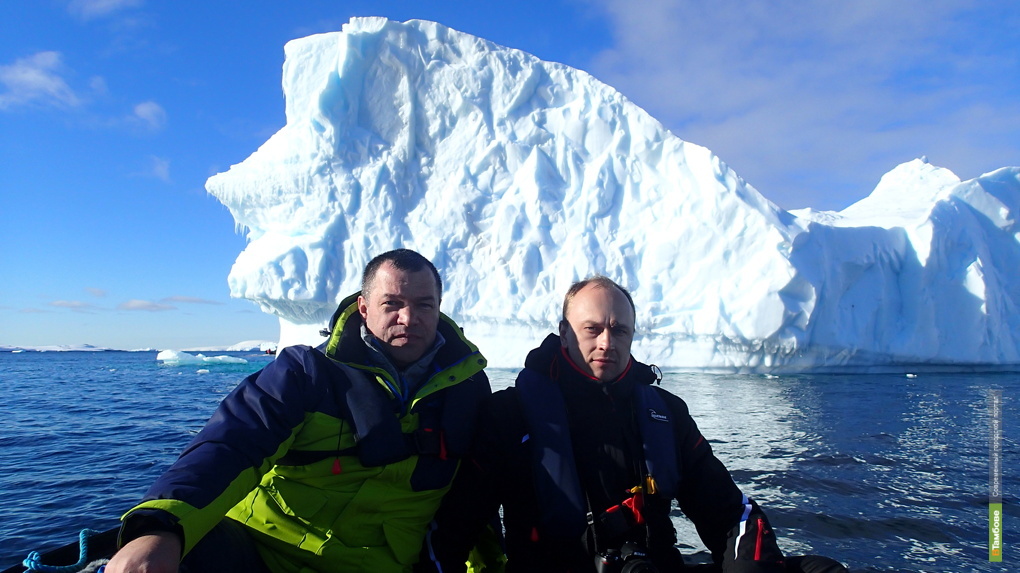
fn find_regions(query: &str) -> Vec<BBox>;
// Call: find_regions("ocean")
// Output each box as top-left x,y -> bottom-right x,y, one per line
0,351 -> 1015,572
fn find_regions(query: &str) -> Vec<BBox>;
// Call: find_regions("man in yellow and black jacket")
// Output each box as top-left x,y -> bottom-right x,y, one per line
106,249 -> 489,573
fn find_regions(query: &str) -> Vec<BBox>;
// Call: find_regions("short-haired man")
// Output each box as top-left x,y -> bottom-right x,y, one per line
420,276 -> 846,572
107,249 -> 489,573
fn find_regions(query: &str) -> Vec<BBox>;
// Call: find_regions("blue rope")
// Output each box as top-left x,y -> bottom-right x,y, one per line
22,529 -> 102,573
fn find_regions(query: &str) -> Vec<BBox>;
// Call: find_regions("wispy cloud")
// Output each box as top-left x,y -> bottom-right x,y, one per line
67,0 -> 143,21
132,100 -> 166,130
0,53 -> 154,129
162,296 -> 224,305
149,155 -> 171,182
118,299 -> 176,311
0,52 -> 81,111
86,287 -> 107,297
50,300 -> 99,312
89,76 -> 109,95
587,0 -> 1020,210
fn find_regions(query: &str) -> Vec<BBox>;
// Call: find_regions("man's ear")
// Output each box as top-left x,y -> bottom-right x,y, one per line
357,296 -> 369,321
558,320 -> 569,341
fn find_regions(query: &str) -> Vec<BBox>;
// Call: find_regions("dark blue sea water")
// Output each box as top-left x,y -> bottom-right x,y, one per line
0,351 -> 1015,572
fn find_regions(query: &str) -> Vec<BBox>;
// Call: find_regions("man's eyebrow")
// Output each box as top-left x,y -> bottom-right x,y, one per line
377,292 -> 438,302
577,319 -> 631,326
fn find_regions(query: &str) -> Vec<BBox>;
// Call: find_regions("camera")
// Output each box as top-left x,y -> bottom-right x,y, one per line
593,542 -> 660,573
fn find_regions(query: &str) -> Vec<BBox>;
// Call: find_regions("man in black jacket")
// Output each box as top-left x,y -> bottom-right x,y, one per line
419,276 -> 845,572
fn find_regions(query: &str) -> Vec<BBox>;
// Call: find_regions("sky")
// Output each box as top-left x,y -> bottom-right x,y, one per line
1,0 -> 1018,351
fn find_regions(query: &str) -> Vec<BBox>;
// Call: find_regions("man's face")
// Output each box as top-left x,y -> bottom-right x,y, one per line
559,284 -> 635,382
358,262 -> 441,367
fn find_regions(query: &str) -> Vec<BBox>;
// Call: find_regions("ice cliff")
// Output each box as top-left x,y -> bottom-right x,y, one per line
206,17 -> 1020,372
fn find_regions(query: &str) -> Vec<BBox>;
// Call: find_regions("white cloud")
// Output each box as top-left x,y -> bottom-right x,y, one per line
86,287 -> 107,297
149,155 -> 171,182
0,52 -> 81,111
68,0 -> 143,21
89,76 -> 109,96
132,100 -> 166,130
50,300 -> 98,312
118,299 -> 176,311
163,296 -> 224,305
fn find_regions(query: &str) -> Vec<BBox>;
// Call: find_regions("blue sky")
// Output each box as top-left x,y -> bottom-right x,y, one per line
1,0 -> 1017,350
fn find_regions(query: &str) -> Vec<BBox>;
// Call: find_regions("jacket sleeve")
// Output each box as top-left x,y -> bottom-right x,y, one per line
418,394 -> 510,573
119,346 -> 327,555
666,392 -> 785,572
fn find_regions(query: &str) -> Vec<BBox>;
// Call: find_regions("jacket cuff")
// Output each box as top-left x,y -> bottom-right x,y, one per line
119,508 -> 184,550
721,498 -> 785,572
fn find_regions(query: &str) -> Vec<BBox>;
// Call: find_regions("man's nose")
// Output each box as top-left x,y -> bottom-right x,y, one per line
597,328 -> 613,350
398,305 -> 416,325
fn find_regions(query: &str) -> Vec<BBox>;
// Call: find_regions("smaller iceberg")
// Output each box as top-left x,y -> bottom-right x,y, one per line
156,350 -> 248,365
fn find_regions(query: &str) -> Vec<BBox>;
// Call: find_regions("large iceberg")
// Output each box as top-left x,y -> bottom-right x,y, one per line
207,17 -> 1020,372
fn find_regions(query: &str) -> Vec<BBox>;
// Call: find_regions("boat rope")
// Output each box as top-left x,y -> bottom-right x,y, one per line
22,528 -> 103,573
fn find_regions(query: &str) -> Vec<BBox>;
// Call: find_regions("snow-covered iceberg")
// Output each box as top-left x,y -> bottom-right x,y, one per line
0,344 -> 110,352
156,350 -> 248,365
206,17 -> 1020,372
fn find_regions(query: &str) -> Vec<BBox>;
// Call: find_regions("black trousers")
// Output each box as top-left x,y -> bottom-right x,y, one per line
782,555 -> 849,573
180,521 -> 846,573
685,554 -> 848,573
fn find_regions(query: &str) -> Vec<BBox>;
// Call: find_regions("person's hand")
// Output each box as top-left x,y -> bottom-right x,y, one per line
104,531 -> 182,573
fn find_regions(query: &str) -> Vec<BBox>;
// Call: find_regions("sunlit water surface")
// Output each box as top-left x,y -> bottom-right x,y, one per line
1,352 -> 1015,572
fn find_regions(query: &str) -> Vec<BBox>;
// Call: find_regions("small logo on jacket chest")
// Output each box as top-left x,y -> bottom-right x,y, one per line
648,409 -> 669,422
